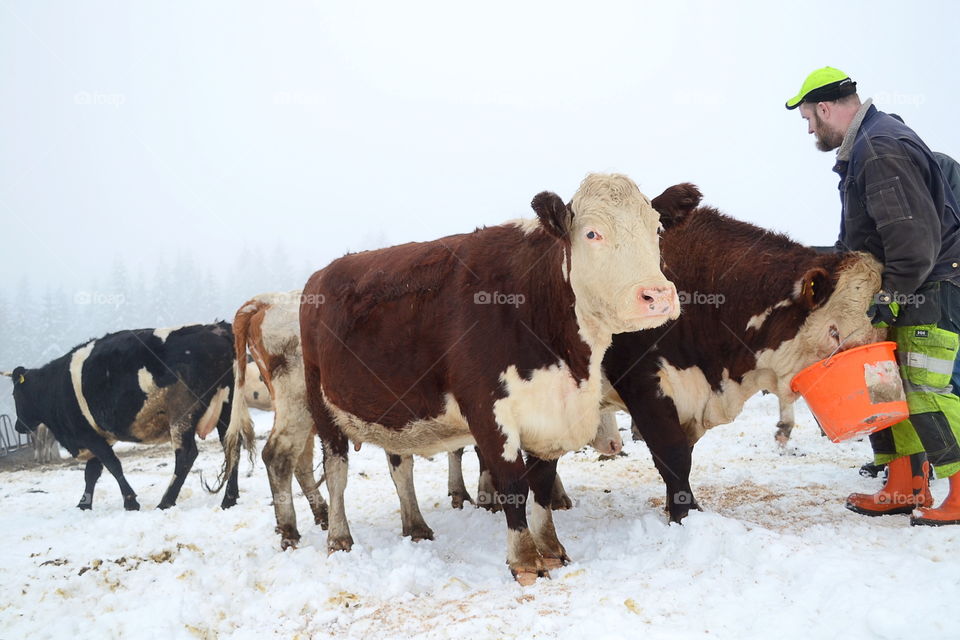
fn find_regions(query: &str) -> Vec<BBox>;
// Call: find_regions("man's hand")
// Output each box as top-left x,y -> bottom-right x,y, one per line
867,291 -> 899,327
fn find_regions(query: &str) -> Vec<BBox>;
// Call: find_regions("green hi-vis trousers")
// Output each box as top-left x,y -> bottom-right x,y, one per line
870,281 -> 960,478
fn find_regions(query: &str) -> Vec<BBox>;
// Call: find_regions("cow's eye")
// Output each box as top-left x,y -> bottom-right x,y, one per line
586,229 -> 603,241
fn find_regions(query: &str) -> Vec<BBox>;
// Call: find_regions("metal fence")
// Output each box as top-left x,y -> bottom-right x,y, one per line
0,414 -> 33,456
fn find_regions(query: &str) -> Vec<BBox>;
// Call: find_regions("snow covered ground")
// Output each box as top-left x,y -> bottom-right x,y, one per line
2,395 -> 958,640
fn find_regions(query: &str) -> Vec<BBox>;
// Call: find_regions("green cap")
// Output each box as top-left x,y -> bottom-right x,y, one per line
785,67 -> 857,110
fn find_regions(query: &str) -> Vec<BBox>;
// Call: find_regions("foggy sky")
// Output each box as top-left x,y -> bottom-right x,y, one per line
3,0 -> 959,300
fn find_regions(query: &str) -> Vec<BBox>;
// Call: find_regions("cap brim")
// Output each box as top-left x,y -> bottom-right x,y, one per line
785,94 -> 804,110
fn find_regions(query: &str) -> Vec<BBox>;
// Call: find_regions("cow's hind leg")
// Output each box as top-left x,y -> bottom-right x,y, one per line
550,473 -> 573,510
526,453 -> 570,569
474,448 -> 500,512
158,426 -> 199,509
304,363 -> 353,553
294,433 -> 328,530
447,449 -> 473,509
263,414 -> 316,549
387,453 -> 434,541
77,457 -> 103,510
85,439 -> 139,511
774,399 -> 796,449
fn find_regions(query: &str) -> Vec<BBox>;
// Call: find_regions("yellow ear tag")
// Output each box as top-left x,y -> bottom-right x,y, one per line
18,374 -> 25,384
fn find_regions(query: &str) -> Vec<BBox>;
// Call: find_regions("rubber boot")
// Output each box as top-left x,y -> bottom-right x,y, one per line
911,473 -> 960,526
845,453 -> 932,516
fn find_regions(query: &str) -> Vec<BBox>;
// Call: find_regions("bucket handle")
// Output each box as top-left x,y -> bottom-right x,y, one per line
821,326 -> 869,367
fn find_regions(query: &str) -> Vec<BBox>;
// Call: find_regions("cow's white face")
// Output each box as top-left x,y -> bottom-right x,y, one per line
794,253 -> 884,361
568,174 -> 679,337
759,252 -> 884,399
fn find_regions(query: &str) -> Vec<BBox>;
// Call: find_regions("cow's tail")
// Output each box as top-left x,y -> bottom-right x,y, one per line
205,300 -> 261,494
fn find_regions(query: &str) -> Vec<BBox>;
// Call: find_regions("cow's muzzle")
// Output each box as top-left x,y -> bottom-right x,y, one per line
635,284 -> 680,320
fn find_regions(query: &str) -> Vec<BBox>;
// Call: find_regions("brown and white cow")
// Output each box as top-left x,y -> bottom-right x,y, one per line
221,291 -> 329,548
603,183 -> 883,522
300,173 -> 678,584
243,358 -> 273,411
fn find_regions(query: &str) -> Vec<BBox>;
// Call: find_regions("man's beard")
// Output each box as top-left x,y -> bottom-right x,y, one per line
813,111 -> 844,152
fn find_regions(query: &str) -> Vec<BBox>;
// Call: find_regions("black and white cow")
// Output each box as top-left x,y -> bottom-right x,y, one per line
4,322 -> 242,511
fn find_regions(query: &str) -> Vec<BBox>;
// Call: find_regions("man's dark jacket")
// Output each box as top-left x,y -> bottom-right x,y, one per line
834,103 -> 960,296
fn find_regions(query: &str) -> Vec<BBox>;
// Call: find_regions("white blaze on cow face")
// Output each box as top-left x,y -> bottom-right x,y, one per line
568,174 -> 679,338
756,252 -> 884,402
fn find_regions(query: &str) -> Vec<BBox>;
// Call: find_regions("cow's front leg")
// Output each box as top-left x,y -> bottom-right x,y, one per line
626,395 -> 699,522
158,427 -> 199,509
386,453 -> 434,541
526,453 -> 570,569
446,449 -> 473,509
85,439 -> 139,511
77,457 -> 103,510
469,429 -> 546,584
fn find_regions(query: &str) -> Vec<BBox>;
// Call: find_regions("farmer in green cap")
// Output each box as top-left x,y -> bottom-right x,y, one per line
786,66 -> 960,526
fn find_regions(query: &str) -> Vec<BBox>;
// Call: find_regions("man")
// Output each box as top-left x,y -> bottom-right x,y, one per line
786,66 -> 960,526
860,114 -> 960,480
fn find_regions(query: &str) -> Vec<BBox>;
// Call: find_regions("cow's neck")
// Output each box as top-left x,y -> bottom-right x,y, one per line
521,234 -> 596,384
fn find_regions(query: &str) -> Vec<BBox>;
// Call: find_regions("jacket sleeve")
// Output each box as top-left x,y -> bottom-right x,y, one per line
861,138 -> 941,297
936,152 -> 960,203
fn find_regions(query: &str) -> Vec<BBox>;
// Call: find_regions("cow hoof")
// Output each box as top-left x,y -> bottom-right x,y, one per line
157,502 -> 174,510
405,526 -> 435,542
124,497 -> 141,511
76,502 -> 93,511
450,492 -> 473,510
280,538 -> 299,551
314,506 -> 329,530
540,555 -> 569,570
550,494 -> 573,511
512,568 -> 549,586
220,495 -> 238,510
327,536 -> 353,554
476,500 -> 502,513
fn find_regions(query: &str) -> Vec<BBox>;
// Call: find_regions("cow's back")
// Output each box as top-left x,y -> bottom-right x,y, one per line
301,223 -> 581,438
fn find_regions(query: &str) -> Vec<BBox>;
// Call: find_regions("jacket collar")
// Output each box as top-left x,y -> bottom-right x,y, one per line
836,98 -> 874,162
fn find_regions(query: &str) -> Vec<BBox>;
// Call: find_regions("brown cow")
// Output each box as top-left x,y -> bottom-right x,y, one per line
300,173 -> 678,584
603,183 -> 884,522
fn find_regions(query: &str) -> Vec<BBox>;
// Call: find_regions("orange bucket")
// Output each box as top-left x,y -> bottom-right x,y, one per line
790,341 -> 909,442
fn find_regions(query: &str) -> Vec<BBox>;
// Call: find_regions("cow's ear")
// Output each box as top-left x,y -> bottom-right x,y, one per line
652,183 -> 702,230
531,191 -> 572,239
795,267 -> 834,310
12,366 -> 26,385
